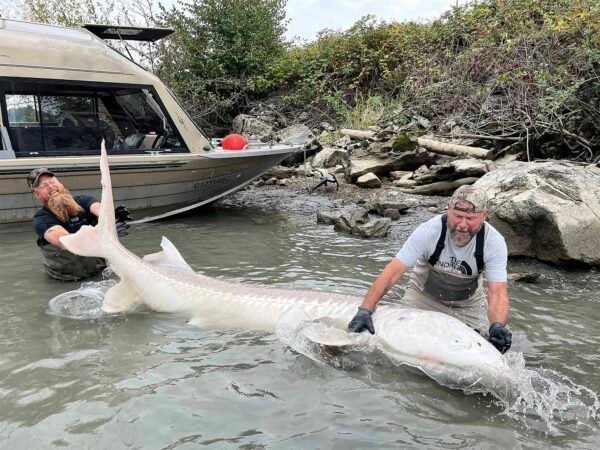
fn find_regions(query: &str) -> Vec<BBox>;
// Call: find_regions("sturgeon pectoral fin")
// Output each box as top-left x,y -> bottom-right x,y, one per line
302,318 -> 372,348
102,279 -> 143,313
276,310 -> 371,349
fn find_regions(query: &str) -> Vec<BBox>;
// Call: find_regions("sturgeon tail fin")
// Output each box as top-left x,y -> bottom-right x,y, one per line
60,141 -> 118,258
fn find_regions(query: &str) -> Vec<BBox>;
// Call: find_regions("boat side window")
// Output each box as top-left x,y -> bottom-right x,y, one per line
41,95 -> 105,152
1,81 -> 187,156
112,89 -> 182,151
5,94 -> 43,154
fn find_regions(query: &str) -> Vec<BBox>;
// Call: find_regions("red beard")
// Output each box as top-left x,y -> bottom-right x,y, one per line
46,189 -> 83,223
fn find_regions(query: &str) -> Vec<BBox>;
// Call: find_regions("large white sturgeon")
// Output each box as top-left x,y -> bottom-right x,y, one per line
61,145 -> 512,391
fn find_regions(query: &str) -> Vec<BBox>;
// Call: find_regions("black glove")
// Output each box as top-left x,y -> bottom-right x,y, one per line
116,221 -> 130,237
115,205 -> 132,222
348,307 -> 375,334
488,322 -> 512,354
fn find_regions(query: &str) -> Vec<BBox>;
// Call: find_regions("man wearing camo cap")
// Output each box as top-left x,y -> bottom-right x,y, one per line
348,184 -> 512,354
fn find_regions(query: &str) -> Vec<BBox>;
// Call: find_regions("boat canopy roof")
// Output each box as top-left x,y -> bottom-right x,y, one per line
0,18 -> 211,151
83,24 -> 174,42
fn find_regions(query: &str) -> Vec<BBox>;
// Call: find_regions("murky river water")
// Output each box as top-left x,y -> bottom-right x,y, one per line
1,197 -> 599,449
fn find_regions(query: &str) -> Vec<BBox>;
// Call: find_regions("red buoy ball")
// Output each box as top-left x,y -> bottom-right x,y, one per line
221,134 -> 249,151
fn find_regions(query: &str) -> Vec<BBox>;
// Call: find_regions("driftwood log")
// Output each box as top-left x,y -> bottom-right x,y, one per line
340,129 -> 494,159
398,177 -> 479,195
417,138 -> 493,160
340,129 -> 375,140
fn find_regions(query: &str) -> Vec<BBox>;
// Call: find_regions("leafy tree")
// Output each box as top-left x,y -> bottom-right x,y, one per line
158,0 -> 288,128
20,0 -> 164,72
23,0 -> 114,27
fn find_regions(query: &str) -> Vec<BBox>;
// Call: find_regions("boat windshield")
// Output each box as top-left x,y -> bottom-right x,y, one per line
0,80 -> 189,156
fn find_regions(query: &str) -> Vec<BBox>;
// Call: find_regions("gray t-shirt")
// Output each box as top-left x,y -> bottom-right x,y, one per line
396,215 -> 508,282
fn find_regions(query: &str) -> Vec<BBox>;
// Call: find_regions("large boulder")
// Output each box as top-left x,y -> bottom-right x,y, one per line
475,162 -> 600,266
232,114 -> 274,141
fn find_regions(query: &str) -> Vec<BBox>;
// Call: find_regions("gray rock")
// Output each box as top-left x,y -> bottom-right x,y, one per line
317,210 -> 343,225
414,165 -> 430,177
333,135 -> 352,148
475,161 -> 600,266
333,208 -> 391,237
312,147 -> 349,169
352,218 -> 392,237
389,170 -> 413,181
412,163 -> 456,185
275,123 -> 315,145
383,209 -> 401,220
334,207 -> 369,234
320,122 -> 335,132
415,115 -> 431,129
365,198 -> 412,215
450,158 -> 490,178
356,173 -> 382,188
232,114 -> 274,141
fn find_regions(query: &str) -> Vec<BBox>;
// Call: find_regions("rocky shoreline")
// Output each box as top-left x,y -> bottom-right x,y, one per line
223,112 -> 600,268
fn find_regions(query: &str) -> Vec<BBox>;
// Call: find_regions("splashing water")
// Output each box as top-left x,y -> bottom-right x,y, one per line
277,312 -> 599,433
47,279 -> 117,319
495,352 -> 600,433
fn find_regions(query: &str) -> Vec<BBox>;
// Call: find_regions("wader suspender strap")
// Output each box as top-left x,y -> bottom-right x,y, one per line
474,223 -> 485,274
428,214 -> 447,267
427,214 -> 486,274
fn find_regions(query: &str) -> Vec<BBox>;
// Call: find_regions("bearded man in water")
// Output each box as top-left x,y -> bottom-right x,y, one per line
27,168 -> 130,281
347,185 -> 513,354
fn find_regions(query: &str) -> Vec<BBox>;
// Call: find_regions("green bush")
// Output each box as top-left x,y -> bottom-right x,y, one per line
261,0 -> 600,157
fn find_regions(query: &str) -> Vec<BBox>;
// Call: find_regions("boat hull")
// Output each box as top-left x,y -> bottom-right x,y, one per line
0,147 -> 297,223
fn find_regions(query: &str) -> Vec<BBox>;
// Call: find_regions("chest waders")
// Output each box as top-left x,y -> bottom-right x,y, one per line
40,245 -> 106,282
423,214 -> 485,302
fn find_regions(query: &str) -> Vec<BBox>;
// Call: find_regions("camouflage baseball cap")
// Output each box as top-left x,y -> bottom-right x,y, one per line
27,168 -> 55,189
449,185 -> 487,213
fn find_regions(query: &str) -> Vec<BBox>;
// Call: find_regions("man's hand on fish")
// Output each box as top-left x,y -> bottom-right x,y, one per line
348,307 -> 375,334
115,205 -> 132,222
488,322 -> 512,353
116,221 -> 130,237
114,206 -> 131,237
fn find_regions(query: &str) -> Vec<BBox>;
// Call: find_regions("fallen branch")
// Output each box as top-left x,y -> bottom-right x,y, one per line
417,138 -> 494,160
445,133 -> 522,142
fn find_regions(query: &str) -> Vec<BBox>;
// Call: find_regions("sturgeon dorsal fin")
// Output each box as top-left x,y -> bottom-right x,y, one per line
142,236 -> 195,273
